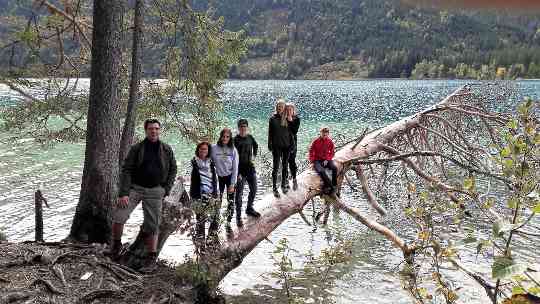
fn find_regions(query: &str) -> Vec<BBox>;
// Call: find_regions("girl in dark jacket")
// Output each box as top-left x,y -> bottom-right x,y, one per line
268,98 -> 292,198
285,103 -> 300,190
190,142 -> 218,253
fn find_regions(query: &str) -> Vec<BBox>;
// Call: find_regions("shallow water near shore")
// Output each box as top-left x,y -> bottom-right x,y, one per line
1,79 -> 539,303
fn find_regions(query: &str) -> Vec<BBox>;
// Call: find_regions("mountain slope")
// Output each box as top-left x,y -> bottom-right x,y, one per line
199,0 -> 540,79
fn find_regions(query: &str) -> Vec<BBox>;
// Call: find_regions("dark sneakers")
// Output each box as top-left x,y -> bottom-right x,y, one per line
292,179 -> 298,191
236,217 -> 244,228
246,207 -> 261,218
273,189 -> 280,198
282,183 -> 289,194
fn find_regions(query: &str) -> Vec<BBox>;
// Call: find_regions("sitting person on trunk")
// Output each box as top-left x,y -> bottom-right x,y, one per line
308,126 -> 338,195
189,141 -> 219,253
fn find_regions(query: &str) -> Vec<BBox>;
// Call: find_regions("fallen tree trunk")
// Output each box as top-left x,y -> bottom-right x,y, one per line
112,83 -> 511,301
199,83 -> 511,288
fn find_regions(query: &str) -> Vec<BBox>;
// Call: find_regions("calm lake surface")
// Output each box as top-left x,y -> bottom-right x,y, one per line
1,79 -> 539,303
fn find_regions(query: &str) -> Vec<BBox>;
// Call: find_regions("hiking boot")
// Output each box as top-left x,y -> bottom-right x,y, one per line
236,217 -> 244,228
139,253 -> 158,273
273,189 -> 280,198
282,184 -> 289,194
292,179 -> 298,191
246,207 -> 261,218
105,240 -> 122,261
322,186 -> 334,195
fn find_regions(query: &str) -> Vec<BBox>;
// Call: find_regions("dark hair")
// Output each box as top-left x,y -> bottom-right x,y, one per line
195,141 -> 211,158
237,119 -> 249,127
144,119 -> 161,130
217,128 -> 234,148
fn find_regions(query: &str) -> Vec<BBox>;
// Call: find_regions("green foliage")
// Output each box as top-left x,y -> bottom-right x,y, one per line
269,237 -> 353,303
0,0 -> 246,145
492,257 -> 527,280
175,256 -> 213,289
404,99 -> 540,303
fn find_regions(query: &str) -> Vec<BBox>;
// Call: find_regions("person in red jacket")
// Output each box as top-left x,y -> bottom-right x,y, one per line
309,126 -> 338,195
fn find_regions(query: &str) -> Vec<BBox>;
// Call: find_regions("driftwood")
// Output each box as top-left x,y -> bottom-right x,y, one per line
34,190 -> 49,242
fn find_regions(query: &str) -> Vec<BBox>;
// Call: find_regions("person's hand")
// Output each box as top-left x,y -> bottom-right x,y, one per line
323,160 -> 328,166
228,185 -> 235,193
117,196 -> 129,208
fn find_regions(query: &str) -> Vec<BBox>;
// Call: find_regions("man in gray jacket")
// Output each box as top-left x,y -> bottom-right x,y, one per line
110,119 -> 177,272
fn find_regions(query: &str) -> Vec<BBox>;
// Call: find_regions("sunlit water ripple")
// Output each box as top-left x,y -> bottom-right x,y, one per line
1,79 -> 539,303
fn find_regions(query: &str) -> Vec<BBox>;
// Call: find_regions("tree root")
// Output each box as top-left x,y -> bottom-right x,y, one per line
51,264 -> 67,287
0,289 -> 39,304
76,289 -> 125,304
0,276 -> 11,283
98,262 -> 142,282
30,278 -> 64,294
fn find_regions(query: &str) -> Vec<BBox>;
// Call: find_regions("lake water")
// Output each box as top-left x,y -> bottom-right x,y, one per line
1,79 -> 539,303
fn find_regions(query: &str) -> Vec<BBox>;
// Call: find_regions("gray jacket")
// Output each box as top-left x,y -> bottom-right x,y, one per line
210,144 -> 239,185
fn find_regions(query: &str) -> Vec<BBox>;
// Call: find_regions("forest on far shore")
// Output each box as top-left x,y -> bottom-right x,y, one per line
1,0 -> 540,80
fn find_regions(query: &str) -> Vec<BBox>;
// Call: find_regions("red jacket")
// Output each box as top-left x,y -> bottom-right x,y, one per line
309,136 -> 335,162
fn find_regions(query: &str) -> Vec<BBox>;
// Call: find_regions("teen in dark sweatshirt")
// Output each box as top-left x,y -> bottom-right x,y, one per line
233,119 -> 261,226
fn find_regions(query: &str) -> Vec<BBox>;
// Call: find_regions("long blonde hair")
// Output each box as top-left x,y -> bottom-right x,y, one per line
285,102 -> 297,117
274,98 -> 288,127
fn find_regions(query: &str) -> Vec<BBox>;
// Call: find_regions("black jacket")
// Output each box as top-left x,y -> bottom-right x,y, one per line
119,139 -> 177,197
268,114 -> 292,151
190,157 -> 218,200
234,134 -> 259,175
288,116 -> 301,149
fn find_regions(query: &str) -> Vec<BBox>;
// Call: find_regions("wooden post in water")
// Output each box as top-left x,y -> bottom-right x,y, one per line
34,190 -> 49,242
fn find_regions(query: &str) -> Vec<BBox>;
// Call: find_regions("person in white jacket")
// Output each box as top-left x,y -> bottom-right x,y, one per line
210,127 -> 239,228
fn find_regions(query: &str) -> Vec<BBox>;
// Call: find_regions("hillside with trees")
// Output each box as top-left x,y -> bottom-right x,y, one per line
1,0 -> 540,79
197,0 -> 540,79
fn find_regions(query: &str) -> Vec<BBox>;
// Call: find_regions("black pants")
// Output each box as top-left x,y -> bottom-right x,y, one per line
272,147 -> 290,190
235,170 -> 257,218
289,146 -> 298,179
314,160 -> 338,189
218,175 -> 236,222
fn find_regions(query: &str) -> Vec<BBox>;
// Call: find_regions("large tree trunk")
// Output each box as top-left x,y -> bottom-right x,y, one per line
119,0 -> 144,165
68,0 -> 124,243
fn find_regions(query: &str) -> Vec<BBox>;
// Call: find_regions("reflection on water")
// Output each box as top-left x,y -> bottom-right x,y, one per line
1,79 -> 539,303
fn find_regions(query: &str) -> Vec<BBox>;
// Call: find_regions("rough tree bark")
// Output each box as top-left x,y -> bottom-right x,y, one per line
119,0 -> 144,165
68,0 -> 124,243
